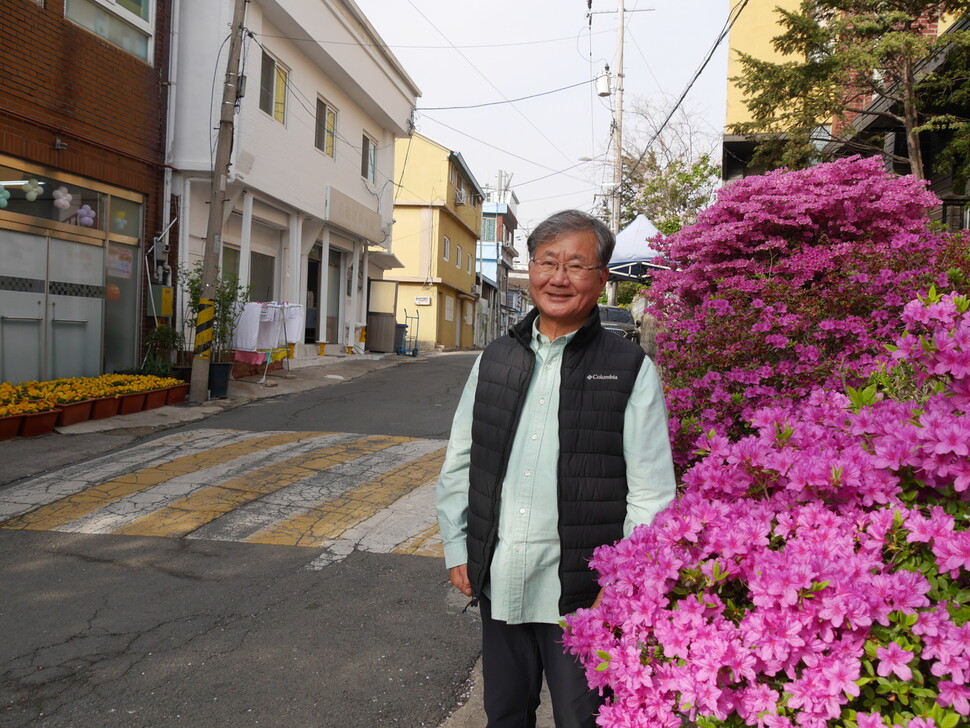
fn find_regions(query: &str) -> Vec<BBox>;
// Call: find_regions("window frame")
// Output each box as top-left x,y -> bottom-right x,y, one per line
360,133 -> 377,183
259,50 -> 288,124
64,0 -> 154,62
315,98 -> 337,157
442,236 -> 450,262
456,245 -> 462,268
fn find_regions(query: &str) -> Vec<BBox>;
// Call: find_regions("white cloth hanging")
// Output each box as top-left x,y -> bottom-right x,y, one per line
234,302 -> 261,351
282,304 -> 304,344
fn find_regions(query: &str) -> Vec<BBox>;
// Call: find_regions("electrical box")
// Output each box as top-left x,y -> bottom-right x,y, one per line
150,284 -> 173,318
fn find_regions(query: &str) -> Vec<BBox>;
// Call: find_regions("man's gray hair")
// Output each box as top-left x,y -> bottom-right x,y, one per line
526,210 -> 615,267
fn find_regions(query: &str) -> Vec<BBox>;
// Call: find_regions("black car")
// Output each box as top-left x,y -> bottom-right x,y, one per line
598,305 -> 639,344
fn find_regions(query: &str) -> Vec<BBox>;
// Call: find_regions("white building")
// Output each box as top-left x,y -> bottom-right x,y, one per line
167,0 -> 419,357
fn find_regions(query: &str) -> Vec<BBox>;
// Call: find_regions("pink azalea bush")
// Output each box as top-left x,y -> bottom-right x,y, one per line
563,290 -> 970,728
645,156 -> 970,469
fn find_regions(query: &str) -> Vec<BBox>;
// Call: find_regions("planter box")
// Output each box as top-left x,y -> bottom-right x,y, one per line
90,397 -> 120,420
20,409 -> 60,438
118,393 -> 146,415
143,389 -> 169,410
0,414 -> 24,441
166,384 -> 190,405
56,399 -> 94,427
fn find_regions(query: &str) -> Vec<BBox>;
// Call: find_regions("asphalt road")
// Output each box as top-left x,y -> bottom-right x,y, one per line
0,352 -> 482,728
177,353 -> 478,439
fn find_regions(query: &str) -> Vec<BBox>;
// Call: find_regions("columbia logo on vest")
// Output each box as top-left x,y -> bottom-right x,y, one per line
587,374 -> 618,380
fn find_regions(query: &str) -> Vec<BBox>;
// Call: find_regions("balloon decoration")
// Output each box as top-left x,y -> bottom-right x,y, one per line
52,186 -> 73,209
0,188 -> 9,209
112,210 -> 128,232
22,178 -> 42,202
77,204 -> 97,227
105,284 -> 122,301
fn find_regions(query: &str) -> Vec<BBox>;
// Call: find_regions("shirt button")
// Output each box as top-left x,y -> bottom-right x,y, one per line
519,508 -> 526,514
538,398 -> 545,405
514,546 -> 522,553
531,434 -> 538,440
524,470 -> 531,477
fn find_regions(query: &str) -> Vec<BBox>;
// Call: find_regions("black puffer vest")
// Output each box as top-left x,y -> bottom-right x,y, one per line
466,306 -> 646,615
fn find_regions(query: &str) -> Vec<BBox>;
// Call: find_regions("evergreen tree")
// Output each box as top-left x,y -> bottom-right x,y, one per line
732,0 -> 970,180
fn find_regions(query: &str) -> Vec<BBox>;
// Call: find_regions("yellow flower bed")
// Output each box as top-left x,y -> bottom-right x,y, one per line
0,374 -> 184,416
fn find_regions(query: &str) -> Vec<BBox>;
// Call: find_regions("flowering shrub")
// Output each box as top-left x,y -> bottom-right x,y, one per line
563,291 -> 970,728
646,156 -> 970,468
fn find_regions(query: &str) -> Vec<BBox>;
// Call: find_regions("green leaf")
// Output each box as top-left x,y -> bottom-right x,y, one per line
941,711 -> 961,728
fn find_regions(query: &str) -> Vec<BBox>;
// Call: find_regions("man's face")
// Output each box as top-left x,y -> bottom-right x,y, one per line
529,229 -> 608,336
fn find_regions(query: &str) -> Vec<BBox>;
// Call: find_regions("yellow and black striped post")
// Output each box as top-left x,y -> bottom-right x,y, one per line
189,297 -> 215,402
193,297 -> 215,360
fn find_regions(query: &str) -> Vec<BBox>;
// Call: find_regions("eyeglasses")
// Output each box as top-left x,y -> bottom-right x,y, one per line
529,258 -> 603,280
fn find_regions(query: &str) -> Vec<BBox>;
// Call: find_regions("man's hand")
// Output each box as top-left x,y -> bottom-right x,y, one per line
449,564 -> 472,597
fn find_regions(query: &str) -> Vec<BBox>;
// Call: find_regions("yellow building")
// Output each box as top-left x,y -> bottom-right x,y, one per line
723,1 -> 964,182
388,133 -> 484,350
722,0 -> 800,180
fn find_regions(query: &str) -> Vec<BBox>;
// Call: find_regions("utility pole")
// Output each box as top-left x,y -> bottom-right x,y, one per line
189,0 -> 248,402
607,0 -> 625,306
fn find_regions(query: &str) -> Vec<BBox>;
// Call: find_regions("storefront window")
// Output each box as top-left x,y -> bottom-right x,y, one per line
104,242 -> 139,373
108,195 -> 142,238
0,164 -> 104,231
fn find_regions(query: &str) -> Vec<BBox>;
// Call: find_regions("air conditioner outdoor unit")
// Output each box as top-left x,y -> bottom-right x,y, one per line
455,188 -> 466,205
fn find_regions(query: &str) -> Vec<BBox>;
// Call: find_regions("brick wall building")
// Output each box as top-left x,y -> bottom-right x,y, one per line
0,0 -> 171,382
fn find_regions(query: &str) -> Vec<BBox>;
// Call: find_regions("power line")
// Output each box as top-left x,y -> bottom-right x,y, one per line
416,79 -> 593,111
253,29 -> 613,50
406,0 -> 576,167
417,113 -> 596,186
627,0 -> 748,178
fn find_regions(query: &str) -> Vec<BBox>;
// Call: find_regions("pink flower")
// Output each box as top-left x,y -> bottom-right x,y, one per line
856,713 -> 886,728
937,680 -> 970,715
875,642 -> 914,681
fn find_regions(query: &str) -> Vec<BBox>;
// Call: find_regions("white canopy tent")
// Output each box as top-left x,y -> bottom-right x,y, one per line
608,214 -> 666,281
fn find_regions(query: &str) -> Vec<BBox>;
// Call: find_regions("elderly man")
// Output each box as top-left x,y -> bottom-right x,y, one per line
436,209 -> 676,728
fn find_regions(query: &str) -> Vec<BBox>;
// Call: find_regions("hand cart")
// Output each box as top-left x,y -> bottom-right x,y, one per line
400,309 -> 419,357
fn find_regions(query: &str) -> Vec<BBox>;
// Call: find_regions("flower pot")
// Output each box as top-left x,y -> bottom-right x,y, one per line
19,409 -> 60,438
118,392 -> 146,415
56,399 -> 94,427
208,361 -> 233,399
143,388 -> 169,410
173,364 -> 193,383
0,414 -> 24,441
166,383 -> 190,405
89,397 -> 120,420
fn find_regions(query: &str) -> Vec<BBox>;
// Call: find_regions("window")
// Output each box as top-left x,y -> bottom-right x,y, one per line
456,245 -> 462,268
442,236 -> 450,261
315,99 -> 336,157
259,51 -> 288,123
65,0 -> 152,61
481,217 -> 496,241
360,134 -> 376,183
467,253 -> 472,273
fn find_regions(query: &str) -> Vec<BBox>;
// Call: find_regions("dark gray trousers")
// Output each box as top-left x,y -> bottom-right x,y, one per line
480,596 -> 601,728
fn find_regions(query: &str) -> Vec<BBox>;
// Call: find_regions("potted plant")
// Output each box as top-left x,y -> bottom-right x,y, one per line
143,323 -> 184,377
178,262 -> 250,398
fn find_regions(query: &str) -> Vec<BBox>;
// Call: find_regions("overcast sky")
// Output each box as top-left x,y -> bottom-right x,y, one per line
353,0 -> 730,245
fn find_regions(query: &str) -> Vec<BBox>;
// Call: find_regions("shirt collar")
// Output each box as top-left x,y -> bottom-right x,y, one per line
531,318 -> 578,350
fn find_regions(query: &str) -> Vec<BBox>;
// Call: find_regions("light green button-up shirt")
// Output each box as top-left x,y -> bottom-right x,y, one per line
436,321 -> 676,624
